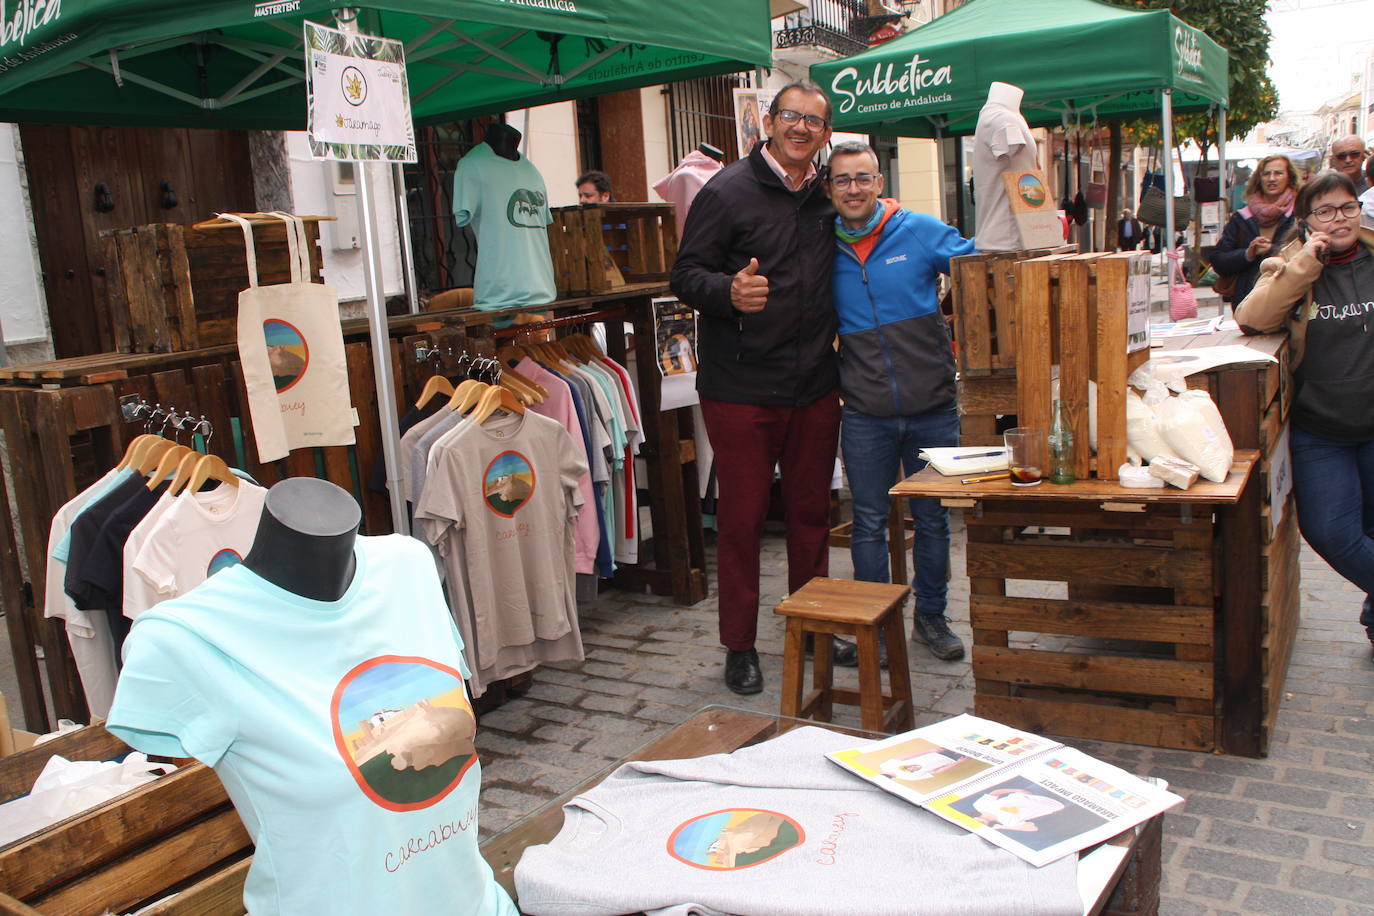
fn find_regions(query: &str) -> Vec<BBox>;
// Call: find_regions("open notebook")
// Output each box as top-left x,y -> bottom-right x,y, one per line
919,446 -> 1010,476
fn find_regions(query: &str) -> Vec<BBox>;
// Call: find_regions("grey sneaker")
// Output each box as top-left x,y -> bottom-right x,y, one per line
913,614 -> 965,661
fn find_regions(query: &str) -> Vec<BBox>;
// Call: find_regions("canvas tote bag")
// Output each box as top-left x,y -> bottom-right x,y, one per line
226,212 -> 355,463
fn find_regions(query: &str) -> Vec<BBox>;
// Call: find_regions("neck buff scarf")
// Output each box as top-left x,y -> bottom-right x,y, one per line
1248,187 -> 1295,228
835,203 -> 885,244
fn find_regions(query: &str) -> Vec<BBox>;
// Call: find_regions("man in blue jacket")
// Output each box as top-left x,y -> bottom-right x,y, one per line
829,140 -> 977,661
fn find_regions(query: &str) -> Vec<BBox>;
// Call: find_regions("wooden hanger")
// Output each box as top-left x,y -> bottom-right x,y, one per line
145,444 -> 195,491
415,375 -> 455,409
165,450 -> 204,497
187,454 -> 241,494
472,385 -> 526,425
135,438 -> 179,475
116,434 -> 155,470
447,379 -> 489,413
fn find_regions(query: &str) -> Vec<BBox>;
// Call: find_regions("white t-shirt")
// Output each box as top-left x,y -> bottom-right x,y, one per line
121,490 -> 180,621
973,101 -> 1040,252
127,482 -> 268,618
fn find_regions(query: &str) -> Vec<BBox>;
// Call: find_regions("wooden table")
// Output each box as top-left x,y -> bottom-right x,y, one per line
480,706 -> 1163,916
893,453 -> 1259,755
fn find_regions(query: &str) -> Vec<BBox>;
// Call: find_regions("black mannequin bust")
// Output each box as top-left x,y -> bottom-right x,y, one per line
485,123 -> 523,161
242,478 -> 360,602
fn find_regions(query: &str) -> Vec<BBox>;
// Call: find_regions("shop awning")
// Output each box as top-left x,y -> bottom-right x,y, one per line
0,0 -> 771,128
810,0 -> 1229,137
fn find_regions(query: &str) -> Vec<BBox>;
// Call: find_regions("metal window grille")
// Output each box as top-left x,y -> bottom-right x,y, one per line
665,73 -> 752,167
401,122 -> 482,293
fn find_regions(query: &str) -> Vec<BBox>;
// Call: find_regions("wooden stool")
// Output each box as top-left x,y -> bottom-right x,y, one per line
774,577 -> 916,733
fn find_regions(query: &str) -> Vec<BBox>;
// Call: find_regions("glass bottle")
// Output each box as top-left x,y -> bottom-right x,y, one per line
1049,398 -> 1075,485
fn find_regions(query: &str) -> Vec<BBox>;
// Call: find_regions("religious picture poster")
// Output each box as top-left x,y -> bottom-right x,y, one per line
305,21 -> 417,163
653,296 -> 699,411
733,88 -> 763,159
1000,171 -> 1063,250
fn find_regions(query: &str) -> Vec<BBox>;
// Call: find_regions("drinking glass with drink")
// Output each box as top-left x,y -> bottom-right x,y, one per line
1004,427 -> 1047,487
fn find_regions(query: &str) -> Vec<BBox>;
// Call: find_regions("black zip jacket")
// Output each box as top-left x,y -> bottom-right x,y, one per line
670,143 -> 838,406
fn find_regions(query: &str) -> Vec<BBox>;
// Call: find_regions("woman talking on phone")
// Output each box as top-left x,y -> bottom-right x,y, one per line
1236,169 -> 1374,658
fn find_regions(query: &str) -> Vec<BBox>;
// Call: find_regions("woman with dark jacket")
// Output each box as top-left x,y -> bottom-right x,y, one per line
1212,154 -> 1298,307
1236,170 -> 1374,658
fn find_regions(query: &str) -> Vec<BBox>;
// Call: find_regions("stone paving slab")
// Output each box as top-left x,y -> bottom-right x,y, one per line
475,512 -> 1374,916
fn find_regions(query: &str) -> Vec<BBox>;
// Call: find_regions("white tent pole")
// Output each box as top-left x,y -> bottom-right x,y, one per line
356,163 -> 410,535
1218,106 -> 1228,219
1162,89 -> 1176,271
393,162 -> 421,314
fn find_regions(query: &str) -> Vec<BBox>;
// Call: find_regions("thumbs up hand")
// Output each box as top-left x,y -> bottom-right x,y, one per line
731,257 -> 769,313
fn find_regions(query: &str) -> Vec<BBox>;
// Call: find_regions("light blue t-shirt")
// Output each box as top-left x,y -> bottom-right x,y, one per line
108,534 -> 516,916
452,143 -> 557,311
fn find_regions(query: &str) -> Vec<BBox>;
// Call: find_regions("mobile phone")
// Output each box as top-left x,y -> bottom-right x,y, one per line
1299,221 -> 1330,265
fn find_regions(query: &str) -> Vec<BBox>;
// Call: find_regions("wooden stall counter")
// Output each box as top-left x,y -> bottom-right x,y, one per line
894,453 -> 1266,756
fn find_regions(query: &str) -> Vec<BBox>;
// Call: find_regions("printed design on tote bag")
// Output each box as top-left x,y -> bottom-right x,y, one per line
330,656 -> 477,812
482,451 -> 536,517
667,809 -> 804,871
263,319 -> 311,393
206,548 -> 243,577
1017,173 -> 1047,208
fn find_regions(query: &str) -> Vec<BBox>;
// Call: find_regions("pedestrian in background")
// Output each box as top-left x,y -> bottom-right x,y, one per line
1117,208 -> 1144,251
576,170 -> 613,204
1212,154 -> 1298,308
1329,136 -> 1368,194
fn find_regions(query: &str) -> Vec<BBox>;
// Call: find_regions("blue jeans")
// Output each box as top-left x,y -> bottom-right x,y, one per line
841,404 -> 960,616
1290,424 -> 1374,640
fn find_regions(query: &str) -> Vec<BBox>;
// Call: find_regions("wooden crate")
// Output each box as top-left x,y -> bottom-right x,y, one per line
1015,252 -> 1152,480
0,725 -> 249,915
547,203 -> 677,297
100,218 -> 325,352
951,248 -> 1060,377
957,374 -> 1016,447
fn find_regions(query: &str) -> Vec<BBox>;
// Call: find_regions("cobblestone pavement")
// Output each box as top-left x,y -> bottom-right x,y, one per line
475,513 -> 1374,916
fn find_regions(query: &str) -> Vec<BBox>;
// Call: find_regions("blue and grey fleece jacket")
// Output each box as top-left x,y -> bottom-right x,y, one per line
833,203 -> 977,417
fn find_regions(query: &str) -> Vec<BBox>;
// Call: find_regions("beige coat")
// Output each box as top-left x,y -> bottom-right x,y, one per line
1234,227 -> 1374,370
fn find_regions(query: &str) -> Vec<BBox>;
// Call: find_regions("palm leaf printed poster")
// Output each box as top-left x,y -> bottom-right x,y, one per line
330,656 -> 477,812
305,21 -> 417,163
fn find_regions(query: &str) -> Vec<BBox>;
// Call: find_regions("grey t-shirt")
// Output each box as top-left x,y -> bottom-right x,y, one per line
515,726 -> 1081,916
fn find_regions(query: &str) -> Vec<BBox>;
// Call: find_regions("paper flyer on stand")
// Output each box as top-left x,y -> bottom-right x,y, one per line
827,714 -> 1182,867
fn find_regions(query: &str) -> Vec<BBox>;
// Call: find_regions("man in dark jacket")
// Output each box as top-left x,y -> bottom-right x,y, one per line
671,82 -> 840,694
829,141 -> 976,661
1117,209 -> 1144,251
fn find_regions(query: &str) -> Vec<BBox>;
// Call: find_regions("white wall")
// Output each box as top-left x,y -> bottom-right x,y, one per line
642,85 -> 673,201
512,102 -> 581,209
283,132 -> 404,307
0,124 -> 49,346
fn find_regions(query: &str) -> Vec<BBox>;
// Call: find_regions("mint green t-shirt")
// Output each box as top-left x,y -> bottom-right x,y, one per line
452,143 -> 556,311
108,534 -> 515,916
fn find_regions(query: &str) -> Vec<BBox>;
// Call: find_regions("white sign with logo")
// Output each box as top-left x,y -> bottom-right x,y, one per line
305,21 -> 416,163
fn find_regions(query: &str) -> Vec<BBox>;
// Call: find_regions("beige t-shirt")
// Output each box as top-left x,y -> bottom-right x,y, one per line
973,101 -> 1040,252
414,410 -> 588,695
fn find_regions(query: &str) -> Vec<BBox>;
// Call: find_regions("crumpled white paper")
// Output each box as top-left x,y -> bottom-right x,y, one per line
0,752 -> 175,847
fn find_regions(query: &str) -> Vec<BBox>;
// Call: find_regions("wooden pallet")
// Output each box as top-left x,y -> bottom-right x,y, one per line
100,219 -> 325,353
950,248 -> 1062,377
547,203 -> 677,297
0,725 -> 249,915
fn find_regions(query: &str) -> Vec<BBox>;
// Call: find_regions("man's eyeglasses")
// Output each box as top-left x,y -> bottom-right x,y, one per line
1332,151 -> 1366,161
774,108 -> 829,131
828,173 -> 879,191
1309,201 -> 1362,222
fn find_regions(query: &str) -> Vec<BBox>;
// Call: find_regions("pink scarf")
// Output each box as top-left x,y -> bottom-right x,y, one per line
1247,188 -> 1295,227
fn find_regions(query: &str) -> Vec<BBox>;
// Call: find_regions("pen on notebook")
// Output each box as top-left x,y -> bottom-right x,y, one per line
962,473 -> 1010,484
952,450 -> 1006,460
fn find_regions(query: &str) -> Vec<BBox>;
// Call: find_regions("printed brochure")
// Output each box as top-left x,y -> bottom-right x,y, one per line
826,714 -> 1182,867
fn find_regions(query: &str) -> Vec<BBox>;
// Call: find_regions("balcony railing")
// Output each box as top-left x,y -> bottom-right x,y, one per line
775,0 -> 870,57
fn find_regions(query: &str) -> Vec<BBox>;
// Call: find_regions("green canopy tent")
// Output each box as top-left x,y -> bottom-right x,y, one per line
810,0 -> 1230,252
0,0 -> 772,532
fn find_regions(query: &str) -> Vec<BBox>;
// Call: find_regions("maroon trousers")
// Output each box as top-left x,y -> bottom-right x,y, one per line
700,391 -> 841,650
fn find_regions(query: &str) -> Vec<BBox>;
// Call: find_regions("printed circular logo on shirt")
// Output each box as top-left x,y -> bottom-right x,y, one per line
482,451 -> 536,517
263,319 -> 310,393
666,809 -> 804,871
330,656 -> 477,812
206,548 -> 243,577
1017,173 -> 1047,209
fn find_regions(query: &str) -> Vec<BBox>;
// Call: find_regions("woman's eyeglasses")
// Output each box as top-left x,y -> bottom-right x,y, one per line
1309,201 -> 1362,222
828,173 -> 879,190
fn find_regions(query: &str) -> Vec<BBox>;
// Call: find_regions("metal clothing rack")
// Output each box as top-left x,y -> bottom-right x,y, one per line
119,394 -> 214,446
490,305 -> 629,339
